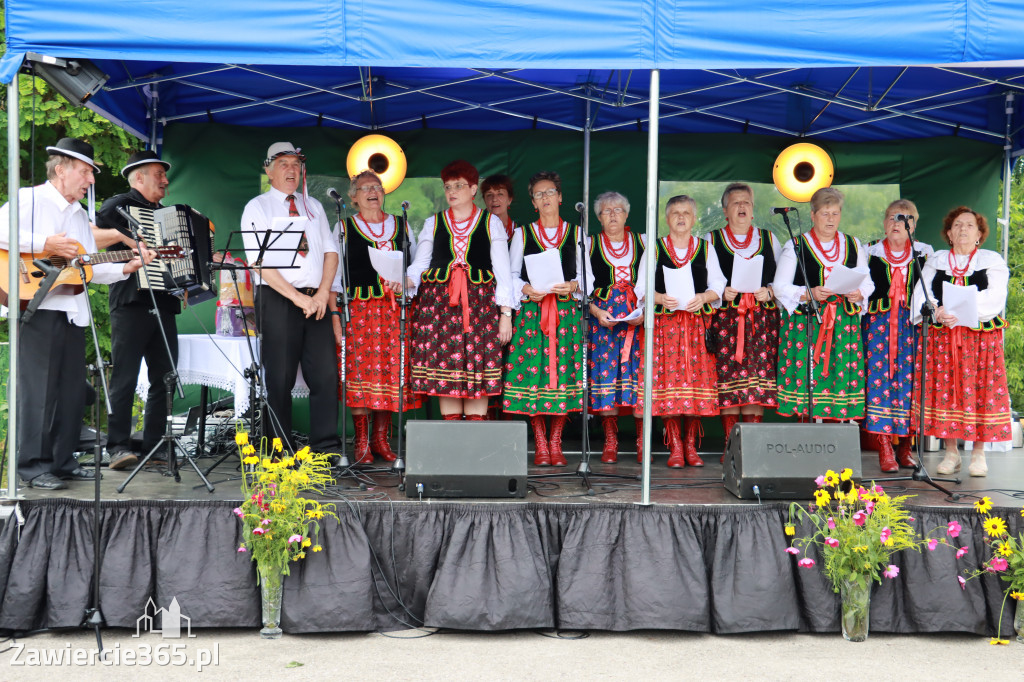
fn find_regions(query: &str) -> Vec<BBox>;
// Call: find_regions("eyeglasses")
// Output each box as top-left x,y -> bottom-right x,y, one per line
356,184 -> 383,193
531,188 -> 559,199
600,207 -> 625,216
443,182 -> 470,192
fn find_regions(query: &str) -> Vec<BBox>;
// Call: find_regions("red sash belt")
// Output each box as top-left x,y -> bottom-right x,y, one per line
613,282 -> 638,364
734,293 -> 755,363
886,268 -> 906,378
949,325 -> 964,406
812,298 -> 838,378
540,294 -> 560,388
448,264 -> 471,333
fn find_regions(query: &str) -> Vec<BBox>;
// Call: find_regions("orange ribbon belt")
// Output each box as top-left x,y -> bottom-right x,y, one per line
448,264 -> 471,333
540,294 -> 560,388
733,293 -> 755,363
887,267 -> 906,378
812,298 -> 838,378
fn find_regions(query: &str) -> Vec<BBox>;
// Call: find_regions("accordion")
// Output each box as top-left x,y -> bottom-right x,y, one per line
129,204 -> 216,305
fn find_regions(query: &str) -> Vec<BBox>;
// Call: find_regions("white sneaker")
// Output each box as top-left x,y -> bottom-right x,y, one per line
936,451 -> 961,475
968,453 -> 987,477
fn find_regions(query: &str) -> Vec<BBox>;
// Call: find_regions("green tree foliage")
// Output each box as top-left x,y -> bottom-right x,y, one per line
1000,163 -> 1024,411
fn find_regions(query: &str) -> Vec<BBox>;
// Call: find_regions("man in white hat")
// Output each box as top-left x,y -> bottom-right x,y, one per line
0,138 -> 153,489
241,142 -> 342,453
93,150 -> 176,470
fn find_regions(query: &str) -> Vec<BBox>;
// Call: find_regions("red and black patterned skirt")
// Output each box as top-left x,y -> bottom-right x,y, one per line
337,296 -> 422,412
913,325 -> 1011,442
709,301 -> 780,408
637,311 -> 719,417
411,279 -> 503,398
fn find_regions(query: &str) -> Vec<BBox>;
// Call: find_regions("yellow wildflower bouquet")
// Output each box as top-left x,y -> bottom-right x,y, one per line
960,496 -> 1024,644
785,468 -> 954,591
232,426 -> 337,575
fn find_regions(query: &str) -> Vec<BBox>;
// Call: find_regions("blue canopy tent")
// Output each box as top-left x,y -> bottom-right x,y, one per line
5,0 -> 1024,501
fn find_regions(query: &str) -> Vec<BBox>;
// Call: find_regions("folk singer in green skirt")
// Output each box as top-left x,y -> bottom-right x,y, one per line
772,187 -> 873,421
502,171 -> 591,467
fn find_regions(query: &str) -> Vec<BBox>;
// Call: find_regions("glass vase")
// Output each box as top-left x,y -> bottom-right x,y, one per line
839,577 -> 871,642
259,565 -> 284,639
1015,598 -> 1023,644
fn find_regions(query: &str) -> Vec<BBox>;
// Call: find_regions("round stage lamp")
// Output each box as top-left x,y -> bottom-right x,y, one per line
346,134 -> 407,194
772,143 -> 834,203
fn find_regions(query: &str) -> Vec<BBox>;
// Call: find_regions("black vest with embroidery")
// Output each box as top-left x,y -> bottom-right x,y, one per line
653,237 -> 711,315
423,210 -> 494,284
792,233 -> 859,288
589,231 -> 643,300
345,215 -> 409,299
930,269 -> 989,306
520,222 -> 579,292
709,227 -> 777,287
866,251 -> 921,312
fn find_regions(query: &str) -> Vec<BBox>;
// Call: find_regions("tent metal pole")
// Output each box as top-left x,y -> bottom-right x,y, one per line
1001,93 -> 1014,265
148,83 -> 159,151
583,94 -> 591,226
5,78 -> 21,499
639,69 -> 660,506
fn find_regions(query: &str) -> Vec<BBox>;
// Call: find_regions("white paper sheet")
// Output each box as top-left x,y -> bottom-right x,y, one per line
730,254 -> 764,293
662,265 -> 695,311
524,248 -> 565,293
257,217 -> 310,267
609,307 -> 644,323
942,282 -> 979,328
367,247 -> 405,284
823,264 -> 868,295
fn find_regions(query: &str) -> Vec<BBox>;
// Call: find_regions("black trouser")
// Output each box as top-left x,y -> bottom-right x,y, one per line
107,303 -> 178,454
17,310 -> 87,481
255,286 -> 339,451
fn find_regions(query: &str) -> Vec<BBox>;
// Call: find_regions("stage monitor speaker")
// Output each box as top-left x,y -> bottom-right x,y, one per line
23,53 -> 109,106
723,423 -> 861,500
405,420 -> 528,499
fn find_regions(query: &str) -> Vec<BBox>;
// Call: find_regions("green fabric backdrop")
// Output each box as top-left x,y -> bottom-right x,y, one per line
161,123 -> 1002,433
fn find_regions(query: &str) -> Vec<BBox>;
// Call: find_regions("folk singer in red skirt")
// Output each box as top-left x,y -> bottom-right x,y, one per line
635,195 -> 725,467
329,170 -> 423,464
408,160 -> 516,419
911,206 -> 1011,478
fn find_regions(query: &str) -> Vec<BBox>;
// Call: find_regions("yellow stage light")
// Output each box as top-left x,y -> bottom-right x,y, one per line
346,134 -> 407,193
772,143 -> 834,203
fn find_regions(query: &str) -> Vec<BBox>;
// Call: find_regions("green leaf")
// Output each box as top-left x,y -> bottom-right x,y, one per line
285,661 -> 304,668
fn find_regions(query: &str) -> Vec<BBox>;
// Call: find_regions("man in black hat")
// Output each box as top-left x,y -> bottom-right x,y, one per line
0,138 -> 151,489
240,142 -> 342,453
93,150 -> 177,470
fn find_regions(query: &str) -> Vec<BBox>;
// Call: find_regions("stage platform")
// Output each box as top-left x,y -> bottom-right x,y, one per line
1,441 -> 1021,638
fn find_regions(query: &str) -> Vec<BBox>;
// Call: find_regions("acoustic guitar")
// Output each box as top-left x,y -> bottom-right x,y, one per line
0,243 -> 185,307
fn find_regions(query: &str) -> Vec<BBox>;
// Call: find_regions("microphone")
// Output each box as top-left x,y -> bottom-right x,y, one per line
574,202 -> 586,213
894,214 -> 914,222
401,201 -> 410,211
327,187 -> 343,204
771,207 -> 797,215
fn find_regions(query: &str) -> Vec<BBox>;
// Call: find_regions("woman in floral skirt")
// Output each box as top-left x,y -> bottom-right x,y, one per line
635,195 -> 724,467
503,171 -> 588,467
773,187 -> 872,422
407,160 -> 516,419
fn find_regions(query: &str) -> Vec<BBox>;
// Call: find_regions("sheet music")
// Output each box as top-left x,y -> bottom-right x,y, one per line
259,217 -> 310,268
731,254 -> 763,293
942,282 -> 979,328
663,265 -> 695,311
823,264 -> 868,295
524,248 -> 565,293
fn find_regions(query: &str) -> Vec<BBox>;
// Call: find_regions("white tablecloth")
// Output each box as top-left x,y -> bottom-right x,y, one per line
137,334 -> 310,414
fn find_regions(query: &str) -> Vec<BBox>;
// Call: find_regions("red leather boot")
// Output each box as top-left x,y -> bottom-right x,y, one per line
531,416 -> 551,466
665,418 -> 685,468
720,413 -> 740,464
878,434 -> 898,473
743,413 -> 763,423
601,416 -> 619,463
896,436 -> 917,468
635,417 -> 644,463
370,411 -> 397,462
683,417 -> 705,467
352,414 -> 373,464
465,414 -> 486,421
549,415 -> 568,466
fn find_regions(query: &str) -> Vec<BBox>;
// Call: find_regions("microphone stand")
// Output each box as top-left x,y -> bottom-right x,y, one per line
530,204 -> 638,491
393,204 -> 411,488
872,220 -> 959,496
777,210 -> 820,420
332,200 -> 353,472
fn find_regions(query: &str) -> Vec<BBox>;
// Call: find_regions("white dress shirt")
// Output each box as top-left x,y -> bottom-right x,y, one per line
0,181 -> 127,326
911,248 -> 1008,326
508,223 -> 594,302
773,232 -> 873,315
241,187 -> 338,288
634,235 -> 726,307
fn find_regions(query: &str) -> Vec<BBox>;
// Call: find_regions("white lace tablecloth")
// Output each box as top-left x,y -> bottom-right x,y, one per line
137,334 -> 309,414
